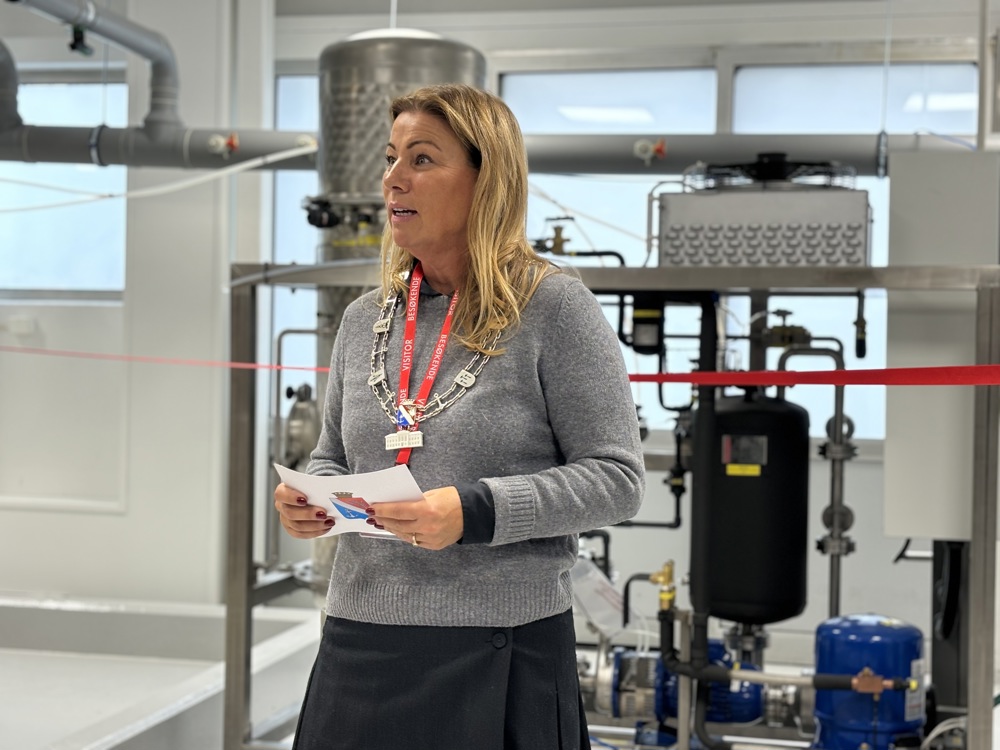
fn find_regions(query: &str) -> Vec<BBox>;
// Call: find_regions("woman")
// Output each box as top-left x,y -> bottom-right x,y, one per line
274,83 -> 645,750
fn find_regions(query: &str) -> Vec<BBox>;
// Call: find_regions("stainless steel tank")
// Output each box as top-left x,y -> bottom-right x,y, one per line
318,28 -> 486,203
311,29 -> 486,603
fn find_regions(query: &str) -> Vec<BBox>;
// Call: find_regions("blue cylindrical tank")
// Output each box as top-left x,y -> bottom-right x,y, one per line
812,614 -> 925,750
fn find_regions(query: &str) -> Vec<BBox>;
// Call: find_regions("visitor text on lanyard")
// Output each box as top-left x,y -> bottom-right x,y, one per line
385,263 -> 458,465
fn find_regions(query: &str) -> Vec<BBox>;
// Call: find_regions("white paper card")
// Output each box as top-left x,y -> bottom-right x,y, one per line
273,463 -> 425,539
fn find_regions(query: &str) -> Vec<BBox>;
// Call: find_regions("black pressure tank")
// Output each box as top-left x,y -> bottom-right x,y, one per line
705,390 -> 810,625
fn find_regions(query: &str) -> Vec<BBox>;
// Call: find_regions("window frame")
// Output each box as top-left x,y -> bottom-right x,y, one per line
491,37 -> 978,445
3,66 -> 128,300
490,37 -> 977,134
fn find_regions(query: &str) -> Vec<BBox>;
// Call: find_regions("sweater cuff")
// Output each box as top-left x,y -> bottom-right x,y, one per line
483,475 -> 536,545
457,481 -> 496,545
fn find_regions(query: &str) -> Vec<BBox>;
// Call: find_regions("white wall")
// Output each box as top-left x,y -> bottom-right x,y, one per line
0,0 -> 994,617
0,0 -> 273,603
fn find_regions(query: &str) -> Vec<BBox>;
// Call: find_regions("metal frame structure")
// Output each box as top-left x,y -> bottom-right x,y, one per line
224,262 -> 999,750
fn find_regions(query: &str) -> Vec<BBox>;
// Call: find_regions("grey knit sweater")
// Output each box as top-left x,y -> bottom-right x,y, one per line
307,269 -> 645,627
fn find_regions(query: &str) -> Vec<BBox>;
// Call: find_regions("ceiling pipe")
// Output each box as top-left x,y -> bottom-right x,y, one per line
5,0 -> 180,131
0,123 -> 317,167
522,132 -> 974,178
0,1 -> 316,170
0,38 -> 22,132
0,3 -> 972,176
976,0 -> 990,150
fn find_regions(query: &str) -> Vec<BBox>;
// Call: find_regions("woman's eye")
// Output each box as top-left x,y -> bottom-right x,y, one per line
415,154 -> 430,165
385,154 -> 396,167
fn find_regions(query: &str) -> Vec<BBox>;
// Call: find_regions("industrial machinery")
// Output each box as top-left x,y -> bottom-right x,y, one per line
658,152 -> 869,269
576,365 -> 930,748
252,27 -> 950,745
568,152 -> 951,750
2,3 -> 991,749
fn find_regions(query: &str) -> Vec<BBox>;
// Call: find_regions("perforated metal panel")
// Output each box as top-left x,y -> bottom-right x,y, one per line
658,188 -> 870,267
318,32 -> 486,202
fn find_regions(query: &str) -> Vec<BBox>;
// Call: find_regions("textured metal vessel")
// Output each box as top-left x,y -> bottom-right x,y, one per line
318,28 -> 487,202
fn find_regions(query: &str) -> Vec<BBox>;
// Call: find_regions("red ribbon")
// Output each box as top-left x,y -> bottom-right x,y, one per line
4,345 -> 1000,387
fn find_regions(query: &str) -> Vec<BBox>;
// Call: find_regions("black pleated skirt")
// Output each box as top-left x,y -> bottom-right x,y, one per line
291,608 -> 591,750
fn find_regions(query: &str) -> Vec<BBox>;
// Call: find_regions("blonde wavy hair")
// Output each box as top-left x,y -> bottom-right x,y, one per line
379,83 -> 554,355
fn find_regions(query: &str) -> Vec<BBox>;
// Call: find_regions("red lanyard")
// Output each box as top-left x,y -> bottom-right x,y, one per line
394,262 -> 458,465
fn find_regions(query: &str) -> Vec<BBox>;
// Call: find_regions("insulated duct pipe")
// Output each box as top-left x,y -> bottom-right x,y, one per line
0,38 -> 20,132
6,0 -> 180,130
0,124 -> 316,168
522,133 -> 974,177
1,1 -> 317,169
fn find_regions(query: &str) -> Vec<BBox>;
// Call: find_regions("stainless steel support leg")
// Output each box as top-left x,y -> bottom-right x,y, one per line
967,283 -> 1000,749
225,282 -> 258,750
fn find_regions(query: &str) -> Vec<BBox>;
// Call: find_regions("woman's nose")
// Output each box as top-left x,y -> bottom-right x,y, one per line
383,160 -> 407,190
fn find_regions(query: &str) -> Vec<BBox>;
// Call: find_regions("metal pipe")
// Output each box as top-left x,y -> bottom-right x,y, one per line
976,0 -> 990,150
267,327 -> 323,570
776,346 -> 848,618
524,133 -> 973,178
586,725 -> 636,739
722,739 -> 811,749
0,123 -> 316,168
2,2 -> 316,171
966,284 -> 1000,749
224,282 -> 258,750
7,0 -> 181,129
0,38 -> 21,132
729,669 -> 813,689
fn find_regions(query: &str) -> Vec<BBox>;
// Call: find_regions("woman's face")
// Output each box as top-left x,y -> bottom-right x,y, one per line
382,111 -> 479,261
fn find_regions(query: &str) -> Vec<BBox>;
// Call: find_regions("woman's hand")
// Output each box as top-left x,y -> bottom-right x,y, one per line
372,486 -> 464,550
273,482 -> 336,539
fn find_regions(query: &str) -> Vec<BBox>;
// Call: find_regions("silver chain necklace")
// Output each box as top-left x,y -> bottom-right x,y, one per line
368,292 -> 500,426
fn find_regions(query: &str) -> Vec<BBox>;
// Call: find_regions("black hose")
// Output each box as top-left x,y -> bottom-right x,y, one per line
813,673 -> 856,691
616,295 -> 629,346
622,572 -> 653,629
689,294 -> 718,615
659,423 -> 686,529
690,611 -> 711,671
694,681 -> 731,749
659,608 -> 675,664
566,249 -> 627,266
616,520 -> 683,529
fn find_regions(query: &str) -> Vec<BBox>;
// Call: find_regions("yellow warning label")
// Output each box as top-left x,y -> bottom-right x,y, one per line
726,464 -> 761,477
